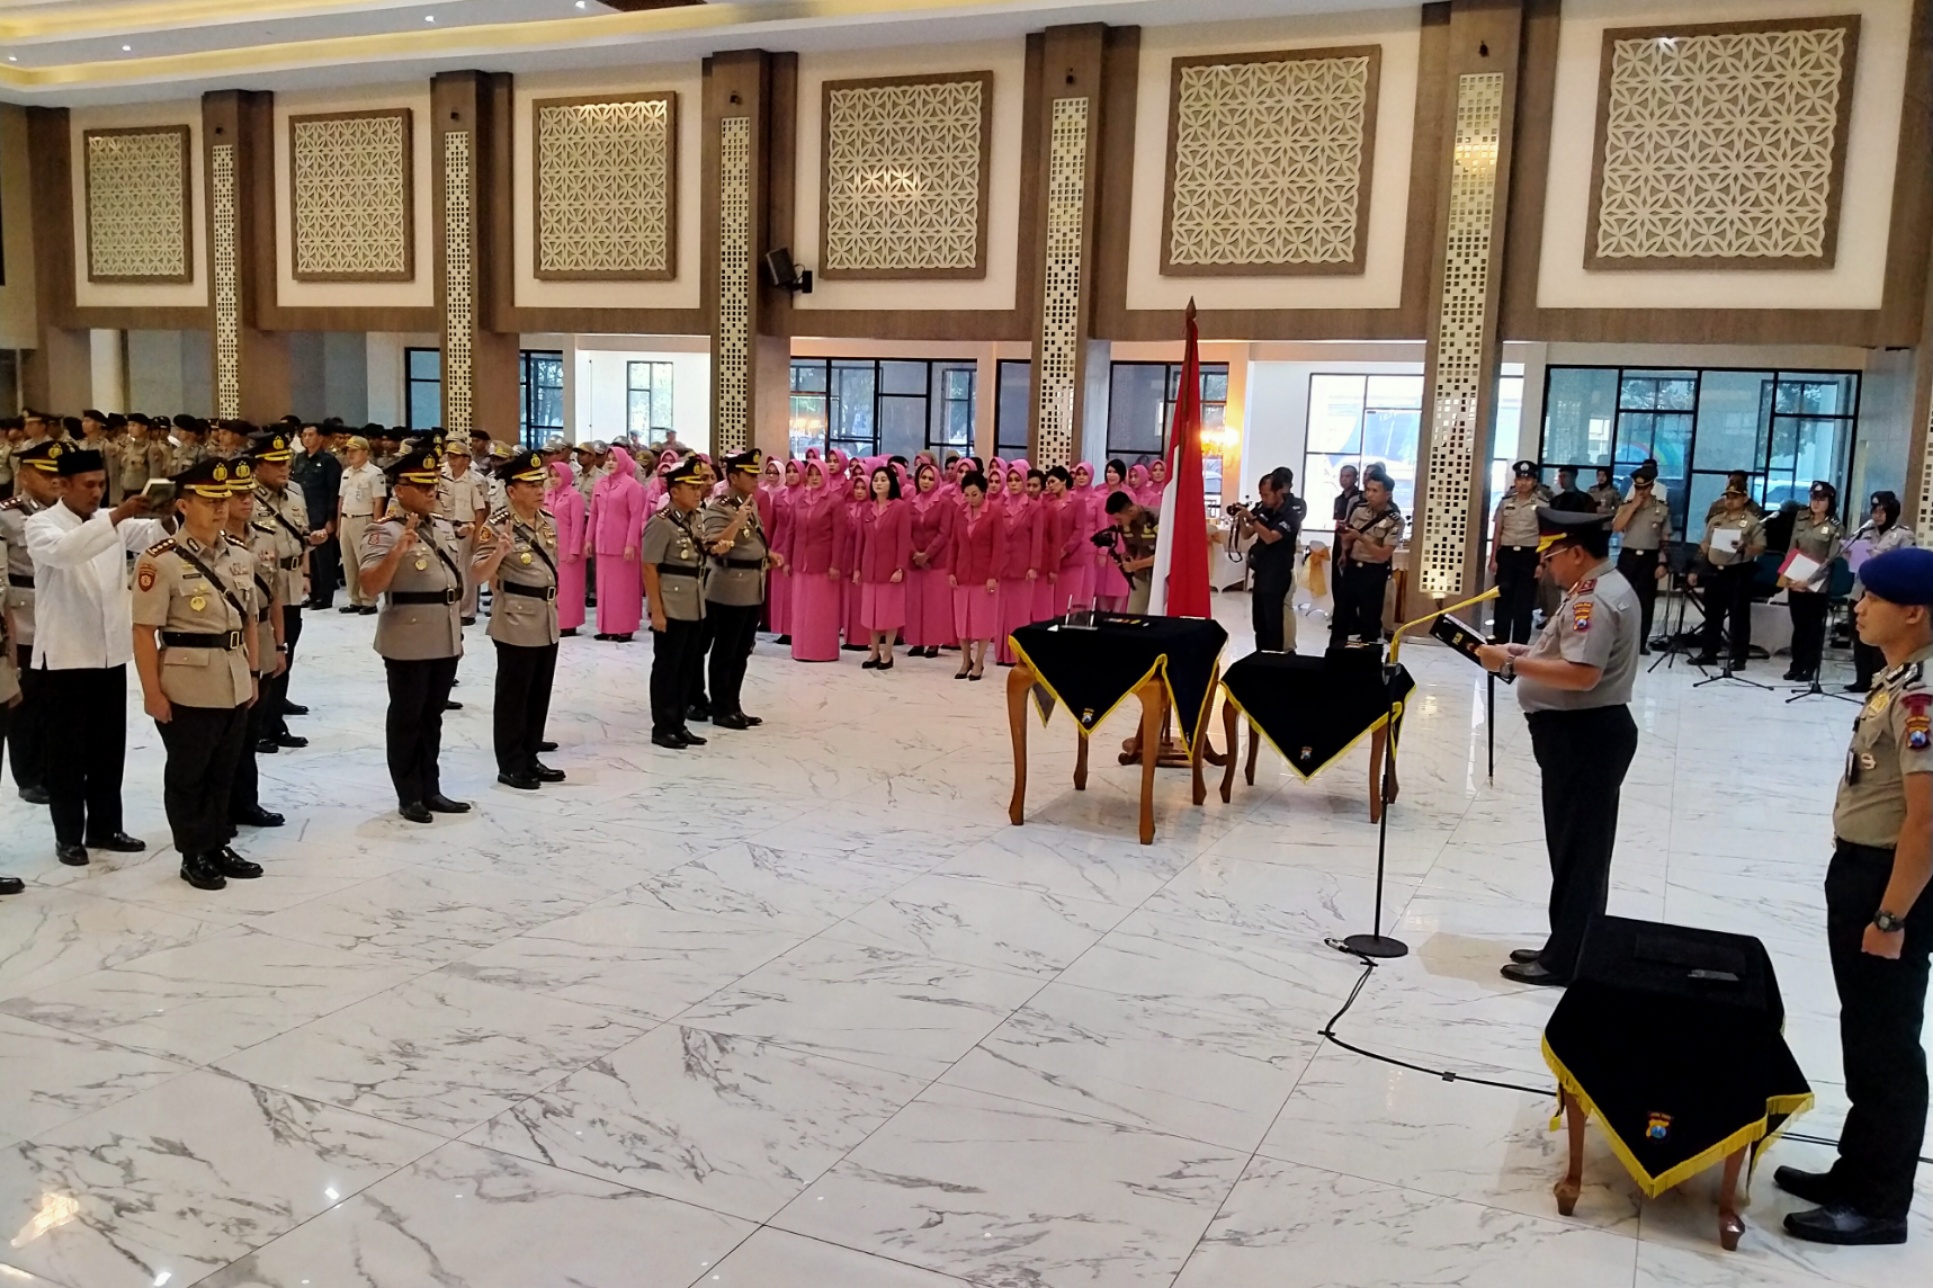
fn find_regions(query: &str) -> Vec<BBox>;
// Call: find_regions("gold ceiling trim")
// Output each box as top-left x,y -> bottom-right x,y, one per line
0,0 -> 1047,91
0,1 -> 427,42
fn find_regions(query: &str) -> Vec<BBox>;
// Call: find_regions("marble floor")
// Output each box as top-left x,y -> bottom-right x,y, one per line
0,595 -> 1926,1288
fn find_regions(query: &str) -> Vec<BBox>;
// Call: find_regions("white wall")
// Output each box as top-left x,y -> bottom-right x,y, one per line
574,338 -> 711,452
1238,341 -> 1424,500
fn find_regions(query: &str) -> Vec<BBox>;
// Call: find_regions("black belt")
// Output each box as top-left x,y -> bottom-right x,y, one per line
1501,544 -> 1536,553
656,563 -> 701,577
1621,547 -> 1658,556
162,629 -> 243,650
389,589 -> 458,605
500,581 -> 558,601
711,557 -> 764,570
7,574 -> 30,588
256,609 -> 271,623
277,555 -> 304,570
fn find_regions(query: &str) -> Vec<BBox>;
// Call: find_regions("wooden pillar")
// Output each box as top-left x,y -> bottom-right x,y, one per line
203,90 -> 290,423
432,71 -> 518,442
1408,0 -> 1525,611
21,107 -> 92,413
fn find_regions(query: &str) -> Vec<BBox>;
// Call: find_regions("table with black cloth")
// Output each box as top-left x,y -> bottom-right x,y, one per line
1005,614 -> 1227,845
1543,915 -> 1813,1250
1218,648 -> 1414,821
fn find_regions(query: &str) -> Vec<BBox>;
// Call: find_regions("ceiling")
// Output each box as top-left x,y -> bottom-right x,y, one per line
0,0 -> 1407,105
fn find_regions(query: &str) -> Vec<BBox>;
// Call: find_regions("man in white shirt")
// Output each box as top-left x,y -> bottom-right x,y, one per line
336,435 -> 385,615
438,441 -> 489,625
24,443 -> 164,866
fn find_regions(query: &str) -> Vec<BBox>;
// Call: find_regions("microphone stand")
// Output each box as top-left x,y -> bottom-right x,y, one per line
1691,564 -> 1772,691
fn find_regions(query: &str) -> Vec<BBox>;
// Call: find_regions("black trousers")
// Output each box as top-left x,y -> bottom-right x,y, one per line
1615,549 -> 1662,644
1787,590 -> 1830,676
706,602 -> 762,714
1826,841 -> 1932,1219
1525,704 -> 1638,979
309,538 -> 339,608
1492,547 -> 1539,644
1250,577 -> 1291,653
1853,636 -> 1886,689
1330,562 -> 1390,646
6,642 -> 46,791
493,640 -> 557,775
687,616 -> 712,708
263,605 -> 304,735
1699,563 -> 1753,662
157,703 -> 249,857
384,655 -> 459,805
650,619 -> 705,736
228,671 -> 269,822
41,665 -> 127,845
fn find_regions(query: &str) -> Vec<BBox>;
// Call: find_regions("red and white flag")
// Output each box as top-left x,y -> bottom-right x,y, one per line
1147,301 -> 1211,618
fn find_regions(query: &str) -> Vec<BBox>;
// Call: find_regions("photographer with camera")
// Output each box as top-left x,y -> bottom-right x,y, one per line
1229,466 -> 1304,652
1095,492 -> 1159,613
1329,465 -> 1403,647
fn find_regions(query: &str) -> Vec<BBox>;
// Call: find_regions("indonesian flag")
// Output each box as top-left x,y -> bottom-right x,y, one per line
1147,301 -> 1211,618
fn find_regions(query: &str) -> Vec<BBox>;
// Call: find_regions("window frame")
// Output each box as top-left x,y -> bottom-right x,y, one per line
404,346 -> 441,432
788,357 -> 979,462
625,360 -> 676,443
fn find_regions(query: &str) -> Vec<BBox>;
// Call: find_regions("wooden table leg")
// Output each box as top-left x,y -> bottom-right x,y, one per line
1006,664 -> 1032,827
1554,1091 -> 1586,1217
1219,699 -> 1238,803
1073,728 -> 1089,791
1717,1148 -> 1747,1250
1191,709 -> 1208,806
1136,681 -> 1161,845
1244,719 -> 1260,786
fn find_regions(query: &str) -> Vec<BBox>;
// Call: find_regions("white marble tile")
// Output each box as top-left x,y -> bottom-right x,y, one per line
216,971 -> 648,1136
824,873 -> 1127,979
703,1228 -> 972,1287
1143,854 -> 1419,945
0,928 -> 420,1065
940,981 -> 1316,1152
626,841 -> 921,934
0,1013 -> 188,1149
64,844 -> 403,926
1171,1154 -> 1639,1288
0,1068 -> 442,1288
679,938 -> 1044,1078
195,1139 -> 753,1288
0,889 -> 215,1001
931,824 -> 1202,908
775,1084 -> 1248,1288
470,1023 -> 927,1221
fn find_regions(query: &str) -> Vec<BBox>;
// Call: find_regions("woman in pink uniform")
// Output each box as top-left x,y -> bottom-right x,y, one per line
767,459 -> 801,641
588,445 -> 647,641
1094,458 -> 1132,610
838,470 -> 868,648
1126,462 -> 1153,510
1040,466 -> 1089,618
547,462 -> 588,636
853,465 -> 911,670
1029,468 -> 1064,622
949,470 -> 1004,681
1145,457 -> 1170,511
786,459 -> 844,661
905,461 -> 957,657
994,461 -> 1042,665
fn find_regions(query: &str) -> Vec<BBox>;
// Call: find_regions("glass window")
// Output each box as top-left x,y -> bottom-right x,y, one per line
789,357 -> 976,462
1106,364 -> 1168,460
1303,373 -> 1424,519
1691,371 -> 1772,474
1542,367 -> 1617,468
520,350 -> 564,449
625,361 -> 675,442
404,347 -> 441,431
1487,374 -> 1525,507
880,360 -> 926,397
934,364 -> 976,456
830,362 -> 877,460
995,360 -> 1031,457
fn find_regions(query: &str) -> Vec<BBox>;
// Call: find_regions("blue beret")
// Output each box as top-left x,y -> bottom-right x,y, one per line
1861,547 -> 1933,607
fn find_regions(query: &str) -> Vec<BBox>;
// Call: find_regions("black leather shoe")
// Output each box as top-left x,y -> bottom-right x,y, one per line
461,616 -> 477,627
179,852 -> 227,890
1784,1203 -> 1908,1245
775,634 -> 791,645
1774,1167 -> 1842,1207
282,702 -> 309,716
232,806 -> 285,828
1844,680 -> 1870,693
713,712 -> 751,730
56,844 -> 88,867
255,739 -> 280,755
338,605 -> 361,614
397,800 -> 434,823
1508,948 -> 1543,965
19,784 -> 49,805
538,740 -> 559,753
0,876 -> 23,895
686,704 -> 711,723
443,700 -> 464,711
530,761 -> 566,782
652,731 -> 689,750
742,714 -> 763,726
424,793 -> 472,814
86,832 -> 147,853
273,733 -> 309,749
213,847 -> 263,879
497,772 -> 541,791
676,727 -> 708,747
359,606 -> 378,616
1500,960 -> 1567,987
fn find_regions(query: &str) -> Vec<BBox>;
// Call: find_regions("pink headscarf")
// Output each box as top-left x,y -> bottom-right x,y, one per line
597,446 -> 642,498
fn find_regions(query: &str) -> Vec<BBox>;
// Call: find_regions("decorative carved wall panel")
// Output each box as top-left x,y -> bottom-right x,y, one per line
1418,71 -> 1504,599
441,130 -> 475,434
290,109 -> 414,281
715,115 -> 753,455
1034,96 -> 1088,467
534,93 -> 677,281
1587,17 -> 1860,271
210,142 -> 241,419
1162,47 -> 1379,276
84,125 -> 193,283
820,72 -> 993,280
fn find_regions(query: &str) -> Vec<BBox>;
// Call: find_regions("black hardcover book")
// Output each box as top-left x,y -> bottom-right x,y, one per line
1429,614 -> 1512,682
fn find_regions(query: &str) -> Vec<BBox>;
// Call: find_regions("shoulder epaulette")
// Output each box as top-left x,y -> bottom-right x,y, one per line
251,518 -> 276,532
144,538 -> 176,557
223,533 -> 249,549
490,507 -> 512,524
0,497 -> 23,512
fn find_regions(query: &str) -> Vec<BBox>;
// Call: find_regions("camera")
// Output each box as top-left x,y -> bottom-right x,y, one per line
1090,529 -> 1120,550
1224,501 -> 1247,517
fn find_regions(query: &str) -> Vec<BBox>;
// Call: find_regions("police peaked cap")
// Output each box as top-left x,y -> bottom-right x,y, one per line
18,440 -> 69,474
666,457 -> 709,486
1535,499 -> 1610,552
387,447 -> 443,487
249,430 -> 294,462
1860,547 -> 1933,607
496,449 -> 549,485
1511,460 -> 1538,479
725,449 -> 763,477
174,457 -> 241,499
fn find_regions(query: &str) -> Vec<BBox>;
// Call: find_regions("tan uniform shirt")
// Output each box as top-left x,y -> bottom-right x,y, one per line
1786,513 -> 1844,590
1343,501 -> 1404,566
339,462 -> 385,518
238,522 -> 282,671
701,494 -> 768,608
1516,562 -> 1641,713
1700,511 -> 1766,568
254,485 -> 311,604
131,534 -> 253,709
1618,493 -> 1671,551
1587,484 -> 1622,514
361,514 -> 465,660
0,533 -> 18,705
1834,646 -> 1933,847
0,495 -> 40,647
439,470 -> 489,526
474,507 -> 561,648
168,440 -> 205,476
640,507 -> 707,621
1494,493 -> 1541,548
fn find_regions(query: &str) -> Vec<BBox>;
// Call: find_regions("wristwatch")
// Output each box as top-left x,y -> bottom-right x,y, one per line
1873,910 -> 1905,934
1500,657 -> 1517,683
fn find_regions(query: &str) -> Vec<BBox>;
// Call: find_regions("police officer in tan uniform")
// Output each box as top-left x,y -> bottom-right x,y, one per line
360,446 -> 470,823
1611,462 -> 1671,652
641,457 -> 710,749
224,461 -> 287,832
1690,484 -> 1768,670
439,440 -> 489,625
250,429 -> 313,750
472,450 -> 565,791
1330,465 -> 1404,647
0,440 -> 59,804
1489,461 -> 1543,644
1586,467 -> 1621,515
701,449 -> 769,731
1783,480 -> 1846,683
131,459 -> 264,891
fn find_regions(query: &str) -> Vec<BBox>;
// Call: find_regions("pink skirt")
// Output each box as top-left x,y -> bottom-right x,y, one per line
859,581 -> 906,633
844,577 -> 866,645
1057,554 -> 1093,613
596,553 -> 642,635
768,565 -> 792,635
791,571 -> 842,661
557,556 -> 587,632
906,567 -> 956,647
1094,547 -> 1129,597
995,576 -> 1035,664
953,581 -> 1000,641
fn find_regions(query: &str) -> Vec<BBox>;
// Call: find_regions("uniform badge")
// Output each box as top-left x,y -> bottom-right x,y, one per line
1576,578 -> 1597,593
136,563 -> 157,592
415,558 -> 429,572
1858,752 -> 1878,771
1645,1113 -> 1672,1141
1572,601 -> 1593,633
1907,719 -> 1931,752
190,596 -> 206,613
520,552 -> 533,565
